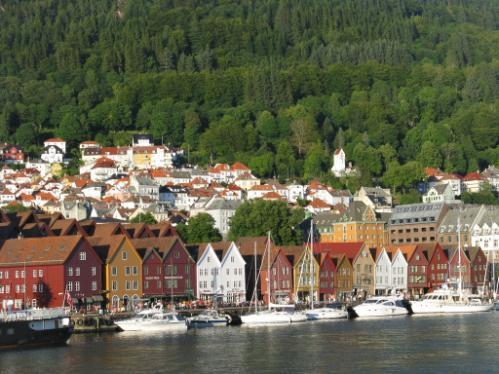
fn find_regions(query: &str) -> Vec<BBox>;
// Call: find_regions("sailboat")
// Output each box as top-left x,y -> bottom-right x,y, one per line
411,211 -> 494,315
303,220 -> 347,321
241,232 -> 305,325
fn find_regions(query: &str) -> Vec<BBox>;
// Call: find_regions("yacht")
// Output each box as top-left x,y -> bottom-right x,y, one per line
411,289 -> 494,314
0,308 -> 72,350
348,296 -> 412,319
186,309 -> 229,329
306,303 -> 348,321
115,306 -> 186,332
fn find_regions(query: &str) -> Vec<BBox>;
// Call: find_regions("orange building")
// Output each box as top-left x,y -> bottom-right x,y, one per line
318,202 -> 388,249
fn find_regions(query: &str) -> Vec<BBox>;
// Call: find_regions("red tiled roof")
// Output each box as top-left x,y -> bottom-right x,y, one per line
45,138 -> 65,143
231,162 -> 250,171
309,199 -> 330,208
463,172 -> 482,181
92,157 -> 116,169
314,242 -> 364,261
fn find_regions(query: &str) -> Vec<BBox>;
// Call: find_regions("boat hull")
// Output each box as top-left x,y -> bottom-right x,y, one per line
306,308 -> 348,320
115,319 -> 187,332
411,302 -> 494,314
0,318 -> 72,350
186,319 -> 227,329
352,306 -> 409,318
241,312 -> 292,325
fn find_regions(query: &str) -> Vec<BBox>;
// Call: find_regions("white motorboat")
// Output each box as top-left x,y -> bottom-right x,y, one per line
349,296 -> 412,319
306,303 -> 348,320
411,289 -> 494,315
242,303 -> 307,325
186,309 -> 229,329
116,308 -> 186,332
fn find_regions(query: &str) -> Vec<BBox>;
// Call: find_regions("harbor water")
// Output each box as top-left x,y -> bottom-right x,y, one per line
1,312 -> 498,373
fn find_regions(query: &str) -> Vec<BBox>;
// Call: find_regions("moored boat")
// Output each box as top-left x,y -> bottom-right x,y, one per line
411,289 -> 494,314
349,296 -> 412,319
306,303 -> 348,321
115,304 -> 186,332
0,308 -> 72,350
186,309 -> 229,329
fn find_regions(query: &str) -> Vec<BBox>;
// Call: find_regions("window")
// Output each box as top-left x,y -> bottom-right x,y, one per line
185,265 -> 190,274
226,268 -> 230,275
0,271 -> 2,279
132,266 -> 138,275
91,267 -> 96,277
125,267 -> 130,276
122,251 -> 128,260
112,267 -> 117,276
68,267 -> 73,276
67,282 -> 73,292
38,270 -> 43,278
207,256 -> 210,263
75,267 -> 80,276
144,281 -> 149,290
91,281 -> 97,291
33,269 -> 38,278
133,280 -> 138,290
32,284 -> 37,293
38,284 -> 43,292
112,281 -> 118,291
15,270 -> 19,278
126,281 -> 131,290
174,251 -> 180,258
231,256 -> 234,262
75,282 -> 80,292
80,251 -> 87,261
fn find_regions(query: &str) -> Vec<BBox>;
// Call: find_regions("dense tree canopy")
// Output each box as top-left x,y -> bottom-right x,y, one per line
229,200 -> 304,245
177,213 -> 222,244
1,0 -> 499,192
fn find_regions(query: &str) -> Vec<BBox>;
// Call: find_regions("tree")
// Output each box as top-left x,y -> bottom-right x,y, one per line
181,213 -> 222,244
229,200 -> 304,245
417,141 -> 442,168
57,110 -> 83,149
130,212 -> 157,224
303,144 -> 327,180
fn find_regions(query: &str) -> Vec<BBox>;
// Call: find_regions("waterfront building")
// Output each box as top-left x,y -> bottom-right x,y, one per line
132,237 -> 196,301
390,245 -> 417,293
218,242 -> 246,303
375,248 -> 392,295
0,236 -> 102,310
237,236 -> 268,301
333,255 -> 353,299
317,253 -> 337,301
281,245 -> 319,303
139,247 -> 164,299
389,202 -> 454,245
438,204 -> 484,247
319,201 -> 388,250
407,244 -> 433,296
471,205 -> 499,264
195,243 -> 222,300
87,235 -> 143,311
427,243 -> 449,291
260,247 -> 294,304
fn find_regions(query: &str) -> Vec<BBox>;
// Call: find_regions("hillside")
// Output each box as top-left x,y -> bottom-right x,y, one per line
0,0 -> 498,193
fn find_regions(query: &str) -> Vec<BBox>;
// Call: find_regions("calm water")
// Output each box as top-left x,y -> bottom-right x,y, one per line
1,313 -> 498,373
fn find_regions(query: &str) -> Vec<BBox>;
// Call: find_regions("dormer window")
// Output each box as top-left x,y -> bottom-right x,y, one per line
80,252 -> 87,261
122,251 -> 128,260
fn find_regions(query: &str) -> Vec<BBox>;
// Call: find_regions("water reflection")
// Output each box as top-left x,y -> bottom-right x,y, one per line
1,313 -> 498,373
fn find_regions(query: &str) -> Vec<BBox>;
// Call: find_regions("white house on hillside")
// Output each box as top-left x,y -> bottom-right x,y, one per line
331,148 -> 346,177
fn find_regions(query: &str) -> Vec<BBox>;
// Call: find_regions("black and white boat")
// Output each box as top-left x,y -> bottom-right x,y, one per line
0,308 -> 72,350
185,309 -> 229,329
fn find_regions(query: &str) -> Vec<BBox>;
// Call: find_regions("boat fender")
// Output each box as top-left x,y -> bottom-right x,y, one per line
346,306 -> 358,319
77,319 -> 84,326
402,299 -> 414,315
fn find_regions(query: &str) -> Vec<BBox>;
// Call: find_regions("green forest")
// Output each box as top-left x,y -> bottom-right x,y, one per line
1,0 -> 499,194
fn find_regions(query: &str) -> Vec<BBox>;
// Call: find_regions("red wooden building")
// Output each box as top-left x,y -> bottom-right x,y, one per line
407,245 -> 431,296
132,237 -> 197,300
260,247 -> 294,304
318,253 -> 337,301
427,243 -> 449,291
0,236 -> 102,310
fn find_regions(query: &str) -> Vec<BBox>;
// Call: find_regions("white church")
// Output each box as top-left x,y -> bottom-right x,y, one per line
331,148 -> 356,177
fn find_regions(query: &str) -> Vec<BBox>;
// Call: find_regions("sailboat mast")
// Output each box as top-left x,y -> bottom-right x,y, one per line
310,219 -> 314,310
457,211 -> 463,297
267,231 -> 271,312
254,241 -> 258,313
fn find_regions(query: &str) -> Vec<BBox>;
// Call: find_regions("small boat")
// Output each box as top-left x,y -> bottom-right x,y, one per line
242,304 -> 307,325
306,303 -> 348,321
411,289 -> 494,315
115,305 -> 186,332
186,309 -> 229,329
348,296 -> 412,319
0,308 -> 72,350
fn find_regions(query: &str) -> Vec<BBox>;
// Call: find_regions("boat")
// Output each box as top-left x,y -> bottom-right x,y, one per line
301,220 -> 348,321
0,307 -> 72,350
411,288 -> 494,314
348,296 -> 413,319
306,303 -> 348,321
186,309 -> 229,329
115,308 -> 186,332
241,232 -> 306,325
412,211 -> 494,315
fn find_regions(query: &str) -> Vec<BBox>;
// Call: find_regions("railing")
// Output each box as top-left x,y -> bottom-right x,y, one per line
0,308 -> 69,322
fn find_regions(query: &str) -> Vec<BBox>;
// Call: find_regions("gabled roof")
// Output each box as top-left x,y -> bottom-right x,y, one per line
314,242 -> 364,261
0,235 -> 83,266
236,236 -> 269,256
86,235 -> 128,263
130,237 -> 179,259
93,223 -> 126,237
122,223 -> 153,239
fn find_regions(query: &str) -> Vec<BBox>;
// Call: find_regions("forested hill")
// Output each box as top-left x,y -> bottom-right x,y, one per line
0,0 -> 498,191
